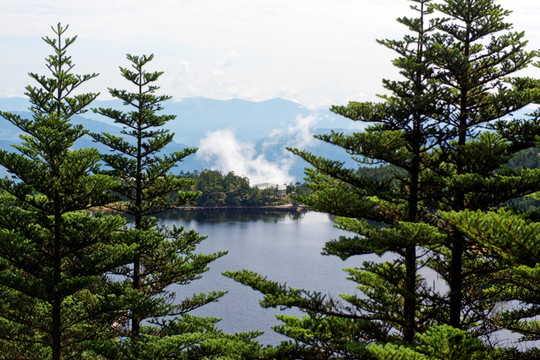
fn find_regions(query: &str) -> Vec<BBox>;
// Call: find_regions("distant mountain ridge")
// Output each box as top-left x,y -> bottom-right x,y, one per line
0,97 -> 352,146
0,97 -> 359,182
0,98 -> 362,180
1,96 -> 534,183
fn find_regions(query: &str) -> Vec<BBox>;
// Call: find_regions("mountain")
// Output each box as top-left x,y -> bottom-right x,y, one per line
3,97 -> 535,183
2,97 -> 536,183
0,97 -> 353,145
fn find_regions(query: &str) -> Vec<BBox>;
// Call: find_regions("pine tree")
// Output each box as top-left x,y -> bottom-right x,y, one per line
227,0 -> 448,355
441,208 -> 540,343
426,0 -> 540,329
91,54 -> 268,358
368,324 -> 496,360
0,23 -> 133,360
324,0 -> 450,342
226,0 -> 540,357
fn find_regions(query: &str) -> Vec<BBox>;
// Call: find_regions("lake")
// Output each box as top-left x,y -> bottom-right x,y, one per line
157,209 -> 533,349
159,209 -> 363,345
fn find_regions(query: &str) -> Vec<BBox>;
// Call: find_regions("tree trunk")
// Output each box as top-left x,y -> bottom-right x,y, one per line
403,144 -> 420,342
52,202 -> 63,360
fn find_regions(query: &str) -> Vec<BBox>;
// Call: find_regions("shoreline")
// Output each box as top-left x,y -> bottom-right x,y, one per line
174,204 -> 307,212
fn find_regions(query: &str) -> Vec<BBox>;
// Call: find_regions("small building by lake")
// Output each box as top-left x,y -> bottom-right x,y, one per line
254,182 -> 287,196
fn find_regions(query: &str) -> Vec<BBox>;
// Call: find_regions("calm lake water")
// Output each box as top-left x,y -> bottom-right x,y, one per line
158,210 -> 362,345
157,209 -> 533,349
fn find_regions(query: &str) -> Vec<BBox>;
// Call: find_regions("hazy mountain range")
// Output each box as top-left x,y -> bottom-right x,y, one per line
0,97 -> 362,184
1,97 -> 535,184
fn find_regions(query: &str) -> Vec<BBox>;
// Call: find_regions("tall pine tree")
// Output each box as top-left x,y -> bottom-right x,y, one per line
91,54 -> 268,358
0,24 -> 133,360
226,0 -> 449,356
226,0 -> 540,357
426,0 -> 540,329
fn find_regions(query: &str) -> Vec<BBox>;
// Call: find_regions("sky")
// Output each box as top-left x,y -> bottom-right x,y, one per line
2,0 -> 540,110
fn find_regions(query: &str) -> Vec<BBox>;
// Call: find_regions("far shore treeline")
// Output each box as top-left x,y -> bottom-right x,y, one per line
180,155 -> 540,210
178,169 -> 311,207
0,0 -> 540,359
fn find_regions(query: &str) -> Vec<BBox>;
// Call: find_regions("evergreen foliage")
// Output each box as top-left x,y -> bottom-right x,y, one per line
0,24 -> 133,360
442,209 -> 540,343
91,54 -> 270,358
368,324 -> 495,360
226,0 -> 540,357
425,0 -> 540,330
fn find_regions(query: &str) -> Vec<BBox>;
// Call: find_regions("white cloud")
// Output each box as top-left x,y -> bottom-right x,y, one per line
178,61 -> 191,76
197,129 -> 294,185
217,51 -> 240,67
164,51 -> 261,100
0,89 -> 21,98
344,92 -> 369,105
268,114 -> 319,149
277,84 -> 300,102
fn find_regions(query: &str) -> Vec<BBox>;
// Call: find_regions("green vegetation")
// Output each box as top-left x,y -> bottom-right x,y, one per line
1,0 -> 540,358
91,53 -> 284,358
425,0 -> 540,332
90,53 -> 244,358
226,0 -> 540,359
0,25 -> 276,359
0,24 -> 133,360
181,169 -> 311,207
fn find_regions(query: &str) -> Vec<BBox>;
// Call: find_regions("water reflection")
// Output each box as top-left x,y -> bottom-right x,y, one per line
157,210 -> 357,345
159,208 -> 307,223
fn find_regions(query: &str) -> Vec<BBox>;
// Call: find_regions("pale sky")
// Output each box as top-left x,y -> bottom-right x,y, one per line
2,0 -> 540,109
